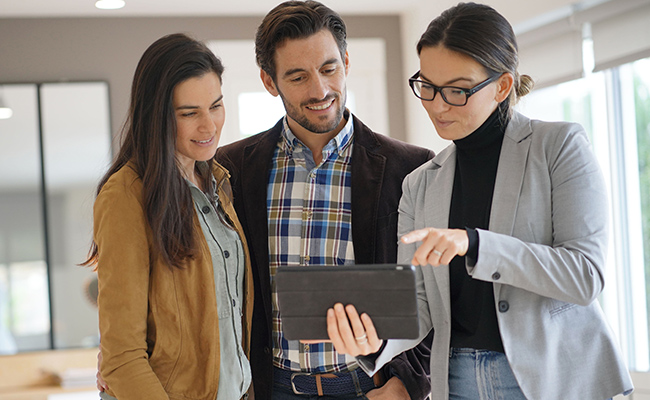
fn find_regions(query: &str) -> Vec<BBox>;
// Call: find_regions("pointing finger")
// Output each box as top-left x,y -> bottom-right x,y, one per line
401,228 -> 433,244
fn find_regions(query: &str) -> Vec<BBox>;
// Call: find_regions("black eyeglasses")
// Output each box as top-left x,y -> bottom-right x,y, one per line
409,71 -> 500,106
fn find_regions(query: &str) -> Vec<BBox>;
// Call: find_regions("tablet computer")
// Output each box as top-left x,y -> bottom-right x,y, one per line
275,264 -> 419,340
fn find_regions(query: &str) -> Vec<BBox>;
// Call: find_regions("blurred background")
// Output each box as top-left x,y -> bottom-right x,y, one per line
0,0 -> 649,398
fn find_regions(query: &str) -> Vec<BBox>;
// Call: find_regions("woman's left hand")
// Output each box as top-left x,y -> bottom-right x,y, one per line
401,228 -> 469,266
326,303 -> 383,356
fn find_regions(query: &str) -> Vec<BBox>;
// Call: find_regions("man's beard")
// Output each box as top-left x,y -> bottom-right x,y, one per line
279,90 -> 347,134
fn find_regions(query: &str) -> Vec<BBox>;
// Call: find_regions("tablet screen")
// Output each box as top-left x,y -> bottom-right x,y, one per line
275,264 -> 419,340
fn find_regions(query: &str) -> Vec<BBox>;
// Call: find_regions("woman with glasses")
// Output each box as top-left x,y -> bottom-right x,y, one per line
325,2 -> 633,399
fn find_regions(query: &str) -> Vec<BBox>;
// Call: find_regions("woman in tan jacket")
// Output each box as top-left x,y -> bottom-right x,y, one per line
83,33 -> 254,400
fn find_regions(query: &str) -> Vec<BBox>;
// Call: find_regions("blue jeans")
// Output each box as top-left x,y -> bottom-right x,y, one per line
448,348 -> 526,400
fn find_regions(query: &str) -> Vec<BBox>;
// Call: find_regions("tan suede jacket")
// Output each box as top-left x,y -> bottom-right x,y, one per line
95,161 -> 254,400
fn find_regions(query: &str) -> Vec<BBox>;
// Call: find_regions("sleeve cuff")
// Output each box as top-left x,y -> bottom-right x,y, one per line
465,227 -> 479,266
355,340 -> 387,375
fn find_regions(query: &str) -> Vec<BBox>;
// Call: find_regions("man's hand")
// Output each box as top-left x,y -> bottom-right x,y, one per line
366,376 -> 410,399
96,350 -> 109,392
327,303 -> 383,356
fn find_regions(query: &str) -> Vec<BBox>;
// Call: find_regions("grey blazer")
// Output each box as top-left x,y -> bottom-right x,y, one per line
360,112 -> 633,400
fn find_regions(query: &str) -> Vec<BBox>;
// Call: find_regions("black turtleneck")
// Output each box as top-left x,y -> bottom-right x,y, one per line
448,105 -> 507,353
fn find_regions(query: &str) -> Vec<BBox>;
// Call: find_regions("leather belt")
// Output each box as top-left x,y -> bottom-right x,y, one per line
273,366 -> 376,396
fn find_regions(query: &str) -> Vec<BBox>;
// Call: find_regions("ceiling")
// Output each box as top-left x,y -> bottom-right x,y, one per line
0,0 -> 600,32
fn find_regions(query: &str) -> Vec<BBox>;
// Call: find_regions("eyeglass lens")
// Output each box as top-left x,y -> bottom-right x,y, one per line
413,81 -> 468,106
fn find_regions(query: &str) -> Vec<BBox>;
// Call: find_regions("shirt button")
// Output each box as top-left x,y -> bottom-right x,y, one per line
492,272 -> 501,280
498,300 -> 509,313
224,250 -> 230,258
201,205 -> 210,214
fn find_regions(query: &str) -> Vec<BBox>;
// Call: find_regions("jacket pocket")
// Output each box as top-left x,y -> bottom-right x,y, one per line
549,301 -> 577,317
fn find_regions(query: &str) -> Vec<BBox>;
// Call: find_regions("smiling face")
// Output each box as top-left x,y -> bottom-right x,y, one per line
173,72 -> 225,178
261,29 -> 349,143
418,45 -> 512,141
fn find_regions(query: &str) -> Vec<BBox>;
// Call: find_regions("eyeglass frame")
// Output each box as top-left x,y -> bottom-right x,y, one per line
408,71 -> 501,106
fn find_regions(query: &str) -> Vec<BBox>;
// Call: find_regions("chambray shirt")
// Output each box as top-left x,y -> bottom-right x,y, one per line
188,163 -> 251,400
268,113 -> 357,373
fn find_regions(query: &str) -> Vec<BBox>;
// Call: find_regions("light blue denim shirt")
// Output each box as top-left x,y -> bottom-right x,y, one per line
188,163 -> 251,400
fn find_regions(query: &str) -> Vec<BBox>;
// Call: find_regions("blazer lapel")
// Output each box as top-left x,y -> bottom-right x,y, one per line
351,122 -> 386,264
423,145 -> 457,318
489,112 -> 533,236
239,125 -> 282,320
425,147 -> 455,230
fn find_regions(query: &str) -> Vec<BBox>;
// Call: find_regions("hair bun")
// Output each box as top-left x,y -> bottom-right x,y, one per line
517,74 -> 535,97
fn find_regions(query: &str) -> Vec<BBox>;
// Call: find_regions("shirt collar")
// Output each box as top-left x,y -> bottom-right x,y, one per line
185,161 -> 218,199
280,109 -> 354,158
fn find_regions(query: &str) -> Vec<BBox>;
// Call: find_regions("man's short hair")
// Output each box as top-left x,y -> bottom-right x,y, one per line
255,0 -> 347,81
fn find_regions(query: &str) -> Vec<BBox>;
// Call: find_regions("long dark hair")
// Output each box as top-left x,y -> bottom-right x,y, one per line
417,2 -> 534,119
255,0 -> 347,81
83,33 -> 224,269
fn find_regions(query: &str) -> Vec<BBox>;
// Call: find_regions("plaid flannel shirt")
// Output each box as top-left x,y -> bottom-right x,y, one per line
268,114 -> 358,373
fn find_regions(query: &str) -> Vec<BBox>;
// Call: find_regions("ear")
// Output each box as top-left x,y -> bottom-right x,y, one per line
260,69 -> 279,97
495,72 -> 514,102
343,50 -> 350,76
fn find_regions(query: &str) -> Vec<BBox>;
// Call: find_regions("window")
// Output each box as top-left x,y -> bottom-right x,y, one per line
237,92 -> 285,137
0,261 -> 50,353
517,56 -> 650,372
0,82 -> 108,352
632,57 -> 650,369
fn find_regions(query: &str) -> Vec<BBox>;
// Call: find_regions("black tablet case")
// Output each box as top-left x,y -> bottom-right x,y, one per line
275,264 -> 419,340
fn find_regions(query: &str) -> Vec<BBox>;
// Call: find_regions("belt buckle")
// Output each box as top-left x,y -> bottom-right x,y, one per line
290,372 -> 312,395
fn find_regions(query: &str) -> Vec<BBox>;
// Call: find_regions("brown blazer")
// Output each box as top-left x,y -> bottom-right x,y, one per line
95,161 -> 254,400
216,115 -> 435,399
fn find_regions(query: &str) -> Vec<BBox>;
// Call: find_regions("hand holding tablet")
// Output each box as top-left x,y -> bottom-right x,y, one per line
326,302 -> 384,356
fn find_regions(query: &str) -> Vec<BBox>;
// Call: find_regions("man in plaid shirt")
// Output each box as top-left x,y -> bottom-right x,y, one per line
217,1 -> 435,399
